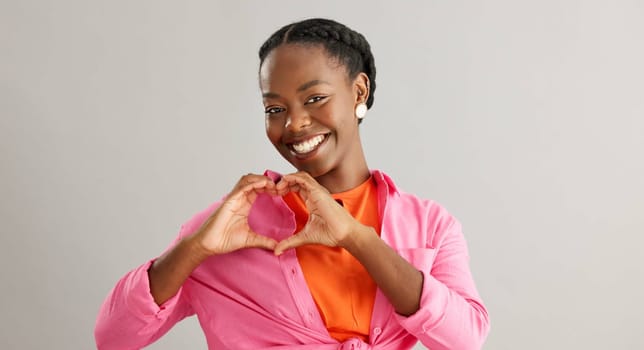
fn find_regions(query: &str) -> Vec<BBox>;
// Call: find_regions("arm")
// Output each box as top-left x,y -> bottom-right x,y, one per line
344,217 -> 489,349
273,172 -> 489,349
95,175 -> 278,349
150,175 -> 278,305
392,219 -> 490,350
148,228 -> 214,305
94,228 -> 197,350
341,225 -> 423,316
274,172 -> 423,315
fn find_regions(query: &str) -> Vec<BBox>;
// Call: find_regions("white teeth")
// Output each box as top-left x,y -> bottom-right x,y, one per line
292,135 -> 325,154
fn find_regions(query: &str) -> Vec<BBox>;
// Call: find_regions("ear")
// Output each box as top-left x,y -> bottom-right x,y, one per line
353,72 -> 370,105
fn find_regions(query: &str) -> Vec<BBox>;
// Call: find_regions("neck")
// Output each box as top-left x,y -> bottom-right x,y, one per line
314,144 -> 370,194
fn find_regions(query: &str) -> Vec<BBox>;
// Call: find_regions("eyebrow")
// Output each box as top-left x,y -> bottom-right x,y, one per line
262,79 -> 330,99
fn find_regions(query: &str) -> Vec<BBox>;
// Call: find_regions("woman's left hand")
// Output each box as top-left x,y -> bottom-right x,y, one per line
274,172 -> 363,255
275,172 -> 425,318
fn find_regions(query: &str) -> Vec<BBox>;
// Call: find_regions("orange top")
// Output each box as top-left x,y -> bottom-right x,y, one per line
282,176 -> 381,342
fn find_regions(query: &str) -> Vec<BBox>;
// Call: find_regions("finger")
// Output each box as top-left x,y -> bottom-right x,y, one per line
245,232 -> 278,251
227,178 -> 274,206
250,180 -> 277,195
238,177 -> 276,195
275,176 -> 296,192
277,175 -> 316,198
275,181 -> 302,196
242,180 -> 277,204
282,172 -> 329,194
280,174 -> 335,206
233,174 -> 275,192
280,172 -> 313,187
274,233 -> 310,256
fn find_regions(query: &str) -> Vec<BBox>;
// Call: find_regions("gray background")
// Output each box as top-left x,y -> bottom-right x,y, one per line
1,1 -> 642,349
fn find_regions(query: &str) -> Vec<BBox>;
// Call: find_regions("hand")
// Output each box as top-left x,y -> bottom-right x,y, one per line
192,174 -> 278,255
274,172 -> 362,255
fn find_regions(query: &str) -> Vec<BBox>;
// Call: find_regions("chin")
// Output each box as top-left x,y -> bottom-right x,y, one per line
286,158 -> 333,179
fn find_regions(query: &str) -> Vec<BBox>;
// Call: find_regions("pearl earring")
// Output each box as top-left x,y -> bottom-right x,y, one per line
355,103 -> 367,120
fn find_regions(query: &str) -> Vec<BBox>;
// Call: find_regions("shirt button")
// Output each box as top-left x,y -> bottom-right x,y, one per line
373,327 -> 382,335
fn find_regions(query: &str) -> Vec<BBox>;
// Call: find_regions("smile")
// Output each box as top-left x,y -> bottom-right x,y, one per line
288,134 -> 329,155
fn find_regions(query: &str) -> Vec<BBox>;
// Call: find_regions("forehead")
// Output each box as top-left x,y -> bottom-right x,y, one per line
259,44 -> 348,92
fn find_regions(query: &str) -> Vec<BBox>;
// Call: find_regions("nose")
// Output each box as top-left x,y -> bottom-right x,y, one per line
285,107 -> 311,132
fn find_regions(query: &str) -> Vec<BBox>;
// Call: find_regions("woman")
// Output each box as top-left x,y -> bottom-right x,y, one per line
95,18 -> 489,349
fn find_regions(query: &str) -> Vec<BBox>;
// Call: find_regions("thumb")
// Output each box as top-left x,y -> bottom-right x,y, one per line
245,232 -> 278,251
274,232 -> 310,256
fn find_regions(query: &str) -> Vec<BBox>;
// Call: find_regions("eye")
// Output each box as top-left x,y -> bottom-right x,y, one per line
305,95 -> 327,104
264,106 -> 285,115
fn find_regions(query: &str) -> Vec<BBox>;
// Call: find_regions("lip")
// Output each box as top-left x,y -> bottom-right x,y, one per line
283,132 -> 329,145
285,132 -> 331,160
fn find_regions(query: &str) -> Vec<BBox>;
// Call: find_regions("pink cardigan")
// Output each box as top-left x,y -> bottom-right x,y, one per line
95,170 -> 489,349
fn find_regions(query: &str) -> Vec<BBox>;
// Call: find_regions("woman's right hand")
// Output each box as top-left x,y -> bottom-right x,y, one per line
191,174 -> 279,255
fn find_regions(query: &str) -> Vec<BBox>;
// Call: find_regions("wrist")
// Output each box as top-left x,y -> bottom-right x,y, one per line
184,233 -> 216,261
340,223 -> 378,254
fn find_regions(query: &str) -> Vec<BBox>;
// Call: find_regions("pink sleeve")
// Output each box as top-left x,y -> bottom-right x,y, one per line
94,226 -> 195,350
94,200 -> 223,349
395,218 -> 490,350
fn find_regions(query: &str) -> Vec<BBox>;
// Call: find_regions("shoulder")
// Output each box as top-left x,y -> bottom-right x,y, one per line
374,170 -> 462,249
399,191 -> 461,247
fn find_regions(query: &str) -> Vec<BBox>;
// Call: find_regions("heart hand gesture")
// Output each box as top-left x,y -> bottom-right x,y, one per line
193,172 -> 364,257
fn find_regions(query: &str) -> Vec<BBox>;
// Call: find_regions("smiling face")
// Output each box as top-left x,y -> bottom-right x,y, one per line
260,44 -> 369,184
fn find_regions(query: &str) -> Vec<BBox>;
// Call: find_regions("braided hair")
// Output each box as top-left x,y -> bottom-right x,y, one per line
259,18 -> 377,115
